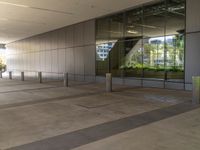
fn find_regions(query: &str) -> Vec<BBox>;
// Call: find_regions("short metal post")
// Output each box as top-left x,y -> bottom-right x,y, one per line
192,76 -> 200,104
38,72 -> 42,83
106,73 -> 112,92
0,71 -> 2,78
21,72 -> 25,81
9,71 -> 12,80
64,73 -> 68,87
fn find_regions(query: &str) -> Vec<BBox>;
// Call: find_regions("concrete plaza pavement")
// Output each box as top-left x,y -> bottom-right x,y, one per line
0,78 -> 199,150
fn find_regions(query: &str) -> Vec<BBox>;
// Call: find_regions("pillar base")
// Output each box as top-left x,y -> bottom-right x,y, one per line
9,71 -> 12,80
106,73 -> 112,92
38,72 -> 42,83
64,73 -> 68,87
21,72 -> 24,81
192,76 -> 200,104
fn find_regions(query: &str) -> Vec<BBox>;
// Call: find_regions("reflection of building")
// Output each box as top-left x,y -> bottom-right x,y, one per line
96,43 -> 114,60
0,44 -> 6,65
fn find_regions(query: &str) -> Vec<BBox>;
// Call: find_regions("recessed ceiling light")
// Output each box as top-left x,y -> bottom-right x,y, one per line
132,23 -> 159,29
127,30 -> 138,34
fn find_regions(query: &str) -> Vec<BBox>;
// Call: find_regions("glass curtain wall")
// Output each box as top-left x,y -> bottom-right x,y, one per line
96,0 -> 185,81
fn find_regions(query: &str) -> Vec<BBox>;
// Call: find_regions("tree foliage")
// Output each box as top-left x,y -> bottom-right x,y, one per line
0,57 -> 6,71
121,35 -> 184,72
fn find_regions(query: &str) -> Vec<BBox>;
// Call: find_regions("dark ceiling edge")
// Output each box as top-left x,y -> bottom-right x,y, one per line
6,0 -> 156,45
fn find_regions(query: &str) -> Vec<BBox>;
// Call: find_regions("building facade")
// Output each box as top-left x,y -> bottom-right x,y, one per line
6,0 -> 200,90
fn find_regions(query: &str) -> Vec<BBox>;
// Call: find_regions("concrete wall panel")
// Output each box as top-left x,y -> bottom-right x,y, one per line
40,51 -> 46,72
74,47 -> 84,75
58,49 -> 66,73
6,19 -> 96,79
51,50 -> 58,73
185,32 -> 200,83
58,29 -> 66,49
35,52 -> 40,71
65,48 -> 75,74
84,20 -> 95,45
84,45 -> 96,75
66,26 -> 74,48
185,0 -> 200,90
74,23 -> 84,47
186,0 -> 200,33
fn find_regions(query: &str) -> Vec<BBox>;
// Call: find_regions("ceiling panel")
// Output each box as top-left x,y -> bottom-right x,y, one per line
0,0 -> 153,43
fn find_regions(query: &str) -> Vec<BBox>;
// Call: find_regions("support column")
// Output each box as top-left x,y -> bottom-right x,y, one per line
9,71 -> 12,80
38,72 -> 42,83
185,0 -> 200,90
192,76 -> 200,104
64,73 -> 68,87
106,73 -> 112,92
21,72 -> 25,81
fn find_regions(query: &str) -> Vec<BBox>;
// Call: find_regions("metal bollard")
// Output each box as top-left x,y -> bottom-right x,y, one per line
192,76 -> 200,104
9,71 -> 12,80
106,73 -> 112,92
0,71 -> 2,78
38,72 -> 42,83
21,72 -> 25,81
64,73 -> 69,87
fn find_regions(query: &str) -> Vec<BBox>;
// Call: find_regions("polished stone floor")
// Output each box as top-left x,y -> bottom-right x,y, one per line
0,78 -> 199,150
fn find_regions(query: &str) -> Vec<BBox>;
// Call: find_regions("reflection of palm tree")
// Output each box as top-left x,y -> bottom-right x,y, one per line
0,58 -> 6,72
120,35 -> 184,72
176,35 -> 184,69
166,35 -> 184,70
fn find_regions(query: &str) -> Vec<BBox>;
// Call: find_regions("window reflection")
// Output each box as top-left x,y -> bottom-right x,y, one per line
96,0 -> 185,80
125,8 -> 143,38
143,0 -> 165,38
96,43 -> 115,61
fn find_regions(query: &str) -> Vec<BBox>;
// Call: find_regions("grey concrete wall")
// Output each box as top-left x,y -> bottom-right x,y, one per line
6,20 -> 96,80
185,0 -> 200,90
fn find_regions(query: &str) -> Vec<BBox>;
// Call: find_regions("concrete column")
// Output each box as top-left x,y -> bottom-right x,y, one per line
0,71 -> 2,78
21,72 -> 25,81
9,71 -> 12,80
192,76 -> 200,104
106,73 -> 112,92
64,73 -> 69,87
38,72 -> 42,83
185,0 -> 200,90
